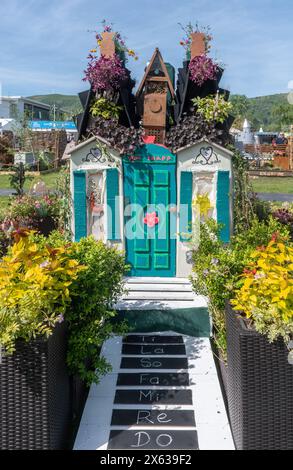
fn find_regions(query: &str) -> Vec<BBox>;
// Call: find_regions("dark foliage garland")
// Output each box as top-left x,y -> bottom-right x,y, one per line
165,112 -> 224,152
87,118 -> 144,155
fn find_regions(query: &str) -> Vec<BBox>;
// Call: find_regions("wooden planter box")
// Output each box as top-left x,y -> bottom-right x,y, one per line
0,323 -> 71,450
225,302 -> 293,450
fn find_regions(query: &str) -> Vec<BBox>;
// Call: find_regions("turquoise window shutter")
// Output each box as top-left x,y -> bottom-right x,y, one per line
106,168 -> 121,241
73,170 -> 87,241
179,171 -> 193,241
217,171 -> 230,243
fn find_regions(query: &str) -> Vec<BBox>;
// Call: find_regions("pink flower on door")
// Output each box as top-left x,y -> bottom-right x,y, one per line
143,211 -> 159,228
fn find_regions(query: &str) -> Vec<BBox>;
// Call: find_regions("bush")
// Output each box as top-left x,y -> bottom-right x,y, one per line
0,230 -> 83,354
192,94 -> 232,124
0,231 -> 127,385
90,97 -> 122,120
191,217 -> 290,356
66,237 -> 127,385
231,235 -> 293,343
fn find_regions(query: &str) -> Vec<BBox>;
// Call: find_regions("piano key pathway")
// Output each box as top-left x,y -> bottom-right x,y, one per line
74,332 -> 234,450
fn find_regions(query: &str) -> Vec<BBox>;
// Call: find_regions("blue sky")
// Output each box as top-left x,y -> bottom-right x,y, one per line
0,0 -> 292,98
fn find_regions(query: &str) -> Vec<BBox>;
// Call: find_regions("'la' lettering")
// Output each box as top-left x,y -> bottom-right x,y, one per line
154,347 -> 164,354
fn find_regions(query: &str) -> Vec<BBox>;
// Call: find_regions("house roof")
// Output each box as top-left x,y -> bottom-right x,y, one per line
176,138 -> 234,156
69,135 -> 113,154
136,48 -> 175,98
0,96 -> 51,109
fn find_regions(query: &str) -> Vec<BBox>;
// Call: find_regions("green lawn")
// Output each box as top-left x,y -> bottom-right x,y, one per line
250,177 -> 293,194
0,170 -> 60,191
0,196 -> 12,219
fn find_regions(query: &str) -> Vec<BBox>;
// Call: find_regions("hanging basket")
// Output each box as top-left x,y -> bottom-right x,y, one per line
188,54 -> 218,87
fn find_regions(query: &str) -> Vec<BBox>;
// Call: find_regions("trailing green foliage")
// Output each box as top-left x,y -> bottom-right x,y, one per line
192,94 -> 232,124
55,166 -> 72,239
90,97 -> 123,120
66,237 -> 127,385
229,146 -> 256,232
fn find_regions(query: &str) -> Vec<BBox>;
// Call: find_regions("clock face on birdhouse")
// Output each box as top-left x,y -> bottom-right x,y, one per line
149,98 -> 162,113
143,93 -> 166,127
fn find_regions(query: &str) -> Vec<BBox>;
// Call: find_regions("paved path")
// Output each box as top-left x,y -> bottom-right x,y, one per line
74,332 -> 234,450
0,189 -> 17,196
257,192 -> 293,202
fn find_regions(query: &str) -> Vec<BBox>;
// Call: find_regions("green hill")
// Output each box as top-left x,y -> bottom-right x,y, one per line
230,93 -> 292,131
27,94 -> 82,118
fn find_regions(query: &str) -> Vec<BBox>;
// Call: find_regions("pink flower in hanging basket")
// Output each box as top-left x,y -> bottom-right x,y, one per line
83,53 -> 127,92
188,54 -> 218,86
144,212 -> 159,228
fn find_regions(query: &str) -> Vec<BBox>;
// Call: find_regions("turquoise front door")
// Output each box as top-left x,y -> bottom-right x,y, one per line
123,144 -> 177,277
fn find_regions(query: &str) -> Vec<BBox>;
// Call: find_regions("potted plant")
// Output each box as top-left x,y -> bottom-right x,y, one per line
226,234 -> 293,450
188,54 -> 219,86
2,194 -> 60,237
0,230 -> 84,449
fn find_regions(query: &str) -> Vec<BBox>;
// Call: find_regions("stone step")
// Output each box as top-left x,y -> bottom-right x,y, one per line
124,291 -> 195,301
125,277 -> 190,285
73,332 -> 234,450
114,297 -> 207,311
125,284 -> 192,293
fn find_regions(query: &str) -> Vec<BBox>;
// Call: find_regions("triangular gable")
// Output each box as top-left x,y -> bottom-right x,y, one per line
176,138 -> 234,157
136,48 -> 175,98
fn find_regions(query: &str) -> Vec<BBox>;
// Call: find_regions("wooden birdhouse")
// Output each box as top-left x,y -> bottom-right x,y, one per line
136,48 -> 175,144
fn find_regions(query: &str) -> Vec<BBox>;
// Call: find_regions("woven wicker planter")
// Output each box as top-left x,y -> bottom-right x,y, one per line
225,302 -> 293,450
0,323 -> 71,450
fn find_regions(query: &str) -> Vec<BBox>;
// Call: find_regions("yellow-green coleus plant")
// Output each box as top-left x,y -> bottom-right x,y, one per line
90,97 -> 123,120
231,233 -> 293,343
0,229 -> 85,354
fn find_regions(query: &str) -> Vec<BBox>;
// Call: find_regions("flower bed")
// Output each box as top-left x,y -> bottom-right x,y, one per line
1,194 -> 60,241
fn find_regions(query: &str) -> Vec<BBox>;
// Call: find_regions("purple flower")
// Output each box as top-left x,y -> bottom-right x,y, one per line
83,54 -> 127,92
40,260 -> 50,269
203,269 -> 209,276
211,258 -> 219,266
188,54 -> 218,86
57,314 -> 64,324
